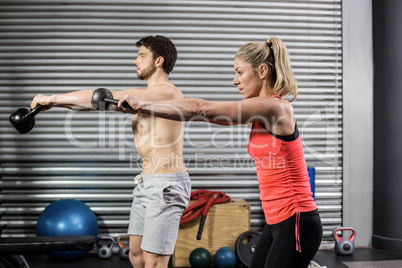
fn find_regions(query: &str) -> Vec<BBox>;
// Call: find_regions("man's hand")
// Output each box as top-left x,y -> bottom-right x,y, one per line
118,95 -> 141,114
31,94 -> 53,111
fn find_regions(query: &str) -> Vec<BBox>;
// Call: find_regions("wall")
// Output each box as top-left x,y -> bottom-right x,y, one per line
342,0 -> 374,247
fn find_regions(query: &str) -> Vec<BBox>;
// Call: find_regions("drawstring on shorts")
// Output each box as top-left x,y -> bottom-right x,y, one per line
134,174 -> 143,187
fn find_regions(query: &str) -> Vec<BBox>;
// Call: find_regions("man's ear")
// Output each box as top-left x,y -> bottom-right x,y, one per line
259,64 -> 269,79
155,56 -> 164,68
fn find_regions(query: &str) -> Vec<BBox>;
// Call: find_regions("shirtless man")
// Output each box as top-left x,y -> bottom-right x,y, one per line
30,35 -> 191,268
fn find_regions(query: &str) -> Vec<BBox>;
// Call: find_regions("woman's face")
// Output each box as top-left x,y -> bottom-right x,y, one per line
233,57 -> 265,99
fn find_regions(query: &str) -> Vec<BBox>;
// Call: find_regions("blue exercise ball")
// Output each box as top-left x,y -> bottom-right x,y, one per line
214,247 -> 237,268
36,199 -> 98,260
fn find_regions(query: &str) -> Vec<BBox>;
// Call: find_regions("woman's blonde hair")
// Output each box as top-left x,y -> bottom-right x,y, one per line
235,37 -> 297,101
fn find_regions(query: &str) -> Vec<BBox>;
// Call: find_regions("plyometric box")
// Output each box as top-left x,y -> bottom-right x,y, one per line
172,199 -> 251,267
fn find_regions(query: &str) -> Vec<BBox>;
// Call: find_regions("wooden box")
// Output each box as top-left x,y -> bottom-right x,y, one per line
172,199 -> 251,267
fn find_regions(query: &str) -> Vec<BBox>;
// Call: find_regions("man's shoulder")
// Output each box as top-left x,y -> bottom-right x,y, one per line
150,83 -> 183,99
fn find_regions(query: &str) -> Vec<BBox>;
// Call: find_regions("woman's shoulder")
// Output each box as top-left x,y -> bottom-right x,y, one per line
248,96 -> 293,114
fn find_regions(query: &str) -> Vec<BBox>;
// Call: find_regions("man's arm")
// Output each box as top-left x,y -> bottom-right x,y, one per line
31,90 -> 94,111
112,85 -> 182,102
30,85 -> 180,111
106,85 -> 182,112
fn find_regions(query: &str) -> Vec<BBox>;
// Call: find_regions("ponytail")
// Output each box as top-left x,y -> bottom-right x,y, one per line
267,37 -> 297,101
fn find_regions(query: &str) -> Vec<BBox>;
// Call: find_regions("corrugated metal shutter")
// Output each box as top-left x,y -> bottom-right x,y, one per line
0,0 -> 342,249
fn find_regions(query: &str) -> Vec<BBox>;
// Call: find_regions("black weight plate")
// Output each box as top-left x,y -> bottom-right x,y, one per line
235,230 -> 261,268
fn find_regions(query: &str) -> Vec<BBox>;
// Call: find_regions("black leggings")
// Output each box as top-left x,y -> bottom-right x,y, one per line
250,210 -> 323,268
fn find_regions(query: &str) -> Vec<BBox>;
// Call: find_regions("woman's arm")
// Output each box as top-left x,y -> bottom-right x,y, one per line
118,95 -> 282,126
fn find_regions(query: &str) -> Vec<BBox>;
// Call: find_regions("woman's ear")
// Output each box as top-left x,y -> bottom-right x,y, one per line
259,64 -> 269,79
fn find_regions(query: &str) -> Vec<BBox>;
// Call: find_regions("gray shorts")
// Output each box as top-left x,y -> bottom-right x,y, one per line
127,172 -> 191,255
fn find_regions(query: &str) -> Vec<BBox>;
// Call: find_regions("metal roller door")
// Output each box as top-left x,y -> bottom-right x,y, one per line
0,0 -> 342,249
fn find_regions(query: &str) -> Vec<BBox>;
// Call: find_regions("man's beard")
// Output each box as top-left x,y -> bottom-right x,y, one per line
137,65 -> 157,80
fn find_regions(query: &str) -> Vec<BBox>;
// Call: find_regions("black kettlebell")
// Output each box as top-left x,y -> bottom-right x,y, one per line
91,87 -> 131,111
332,227 -> 356,255
91,88 -> 119,111
9,105 -> 44,134
96,236 -> 114,259
117,235 -> 130,259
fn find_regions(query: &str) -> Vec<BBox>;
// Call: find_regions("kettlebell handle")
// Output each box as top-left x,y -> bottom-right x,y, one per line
96,236 -> 115,246
26,104 -> 44,119
333,227 -> 356,242
117,235 -> 130,249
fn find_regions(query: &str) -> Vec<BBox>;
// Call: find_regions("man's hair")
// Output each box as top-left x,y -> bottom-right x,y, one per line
136,35 -> 178,75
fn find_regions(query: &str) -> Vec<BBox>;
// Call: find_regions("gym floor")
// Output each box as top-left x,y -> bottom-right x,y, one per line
314,248 -> 402,267
21,248 -> 402,268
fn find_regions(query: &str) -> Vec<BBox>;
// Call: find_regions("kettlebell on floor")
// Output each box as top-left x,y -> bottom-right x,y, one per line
96,236 -> 114,259
118,235 -> 130,259
332,227 -> 356,256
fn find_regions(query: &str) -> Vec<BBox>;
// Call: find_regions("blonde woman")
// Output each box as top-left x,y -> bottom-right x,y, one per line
119,37 -> 323,268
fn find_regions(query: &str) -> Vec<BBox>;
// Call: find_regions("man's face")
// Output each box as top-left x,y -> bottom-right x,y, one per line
134,46 -> 157,80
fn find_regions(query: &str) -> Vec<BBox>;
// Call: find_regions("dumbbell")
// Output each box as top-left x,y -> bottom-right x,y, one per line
117,235 -> 130,259
91,88 -> 130,111
9,104 -> 44,134
96,236 -> 114,259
